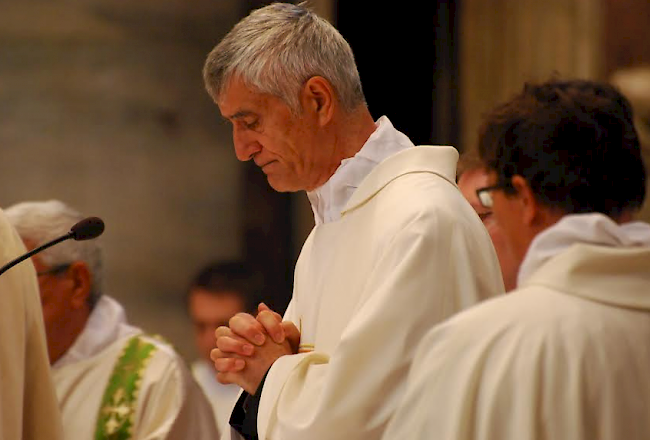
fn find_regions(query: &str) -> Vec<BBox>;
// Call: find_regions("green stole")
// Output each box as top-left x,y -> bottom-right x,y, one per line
94,336 -> 157,439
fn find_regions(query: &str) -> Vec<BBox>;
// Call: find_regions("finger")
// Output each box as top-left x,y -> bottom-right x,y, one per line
216,371 -> 239,385
215,357 -> 245,372
229,313 -> 266,346
215,325 -> 233,339
211,352 -> 245,373
282,321 -> 301,353
258,302 -> 283,321
257,310 -> 285,343
216,335 -> 255,356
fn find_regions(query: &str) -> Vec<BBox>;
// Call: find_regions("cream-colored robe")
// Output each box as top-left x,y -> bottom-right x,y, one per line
53,296 -> 218,440
226,145 -> 504,440
383,214 -> 650,440
0,209 -> 64,440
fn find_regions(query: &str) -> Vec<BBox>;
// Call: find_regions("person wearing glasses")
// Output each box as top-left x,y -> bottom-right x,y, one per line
383,78 -> 650,440
5,199 -> 218,440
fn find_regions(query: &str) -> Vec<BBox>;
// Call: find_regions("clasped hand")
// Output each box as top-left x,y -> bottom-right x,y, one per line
211,303 -> 300,394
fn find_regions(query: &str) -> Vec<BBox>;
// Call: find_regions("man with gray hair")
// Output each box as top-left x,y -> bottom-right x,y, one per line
5,199 -> 219,440
203,3 -> 503,440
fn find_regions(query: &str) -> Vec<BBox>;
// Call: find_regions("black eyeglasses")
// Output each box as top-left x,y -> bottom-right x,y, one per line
475,184 -> 510,209
36,264 -> 72,277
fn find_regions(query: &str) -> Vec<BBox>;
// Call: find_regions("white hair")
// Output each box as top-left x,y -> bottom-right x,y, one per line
203,2 -> 366,114
4,200 -> 104,309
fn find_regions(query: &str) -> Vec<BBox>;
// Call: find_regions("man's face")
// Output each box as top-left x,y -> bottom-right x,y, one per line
458,168 -> 519,291
217,77 -> 322,192
188,289 -> 246,365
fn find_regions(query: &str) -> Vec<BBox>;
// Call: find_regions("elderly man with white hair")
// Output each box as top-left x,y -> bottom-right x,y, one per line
5,199 -> 218,440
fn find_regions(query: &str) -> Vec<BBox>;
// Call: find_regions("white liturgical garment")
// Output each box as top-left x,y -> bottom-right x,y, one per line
224,117 -> 505,440
53,296 -> 218,440
0,209 -> 64,440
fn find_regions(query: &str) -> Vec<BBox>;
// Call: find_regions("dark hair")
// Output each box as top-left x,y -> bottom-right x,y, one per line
478,79 -> 646,218
186,260 -> 262,313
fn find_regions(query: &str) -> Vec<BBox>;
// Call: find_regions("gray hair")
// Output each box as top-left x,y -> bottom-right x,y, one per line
4,200 -> 104,309
203,2 -> 365,114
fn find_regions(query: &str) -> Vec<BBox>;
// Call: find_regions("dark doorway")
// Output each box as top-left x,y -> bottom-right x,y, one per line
336,1 -> 459,147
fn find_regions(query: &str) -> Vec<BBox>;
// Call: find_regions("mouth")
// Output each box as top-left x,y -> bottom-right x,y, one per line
258,160 -> 276,172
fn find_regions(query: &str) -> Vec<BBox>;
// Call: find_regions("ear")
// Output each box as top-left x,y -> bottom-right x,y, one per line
510,175 -> 540,227
68,261 -> 92,310
301,76 -> 334,126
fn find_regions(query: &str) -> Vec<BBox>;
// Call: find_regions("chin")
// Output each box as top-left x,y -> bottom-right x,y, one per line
267,178 -> 302,193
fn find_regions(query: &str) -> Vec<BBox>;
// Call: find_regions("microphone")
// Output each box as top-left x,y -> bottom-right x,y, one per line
0,216 -> 105,277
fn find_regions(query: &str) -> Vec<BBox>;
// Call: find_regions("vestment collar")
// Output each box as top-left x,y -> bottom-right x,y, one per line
341,144 -> 458,216
520,213 -> 650,310
53,296 -> 140,368
306,116 -> 413,224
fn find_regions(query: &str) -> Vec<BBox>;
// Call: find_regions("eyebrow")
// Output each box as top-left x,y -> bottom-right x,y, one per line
224,110 -> 256,121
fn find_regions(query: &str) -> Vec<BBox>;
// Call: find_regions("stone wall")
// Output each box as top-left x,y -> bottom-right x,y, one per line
0,0 -> 243,361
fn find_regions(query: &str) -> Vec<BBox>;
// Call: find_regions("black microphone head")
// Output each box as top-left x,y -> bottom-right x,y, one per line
70,217 -> 105,241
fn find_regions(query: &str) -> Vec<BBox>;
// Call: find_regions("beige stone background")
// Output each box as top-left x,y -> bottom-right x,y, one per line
0,0 -> 245,362
0,0 -> 647,363
460,0 -> 650,224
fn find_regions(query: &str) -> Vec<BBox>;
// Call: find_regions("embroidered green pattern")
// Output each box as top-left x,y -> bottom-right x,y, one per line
94,336 -> 157,440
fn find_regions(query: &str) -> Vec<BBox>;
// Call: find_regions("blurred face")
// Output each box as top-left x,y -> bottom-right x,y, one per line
217,76 -> 325,192
458,168 -> 519,291
32,254 -> 72,343
188,289 -> 245,364
29,249 -> 91,364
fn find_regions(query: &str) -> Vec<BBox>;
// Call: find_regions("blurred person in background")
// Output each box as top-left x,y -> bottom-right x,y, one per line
187,260 -> 260,434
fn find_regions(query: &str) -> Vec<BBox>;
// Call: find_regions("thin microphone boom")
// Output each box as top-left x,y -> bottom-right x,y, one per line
0,216 -> 105,277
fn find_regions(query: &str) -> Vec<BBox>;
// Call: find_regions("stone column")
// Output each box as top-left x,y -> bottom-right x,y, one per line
460,0 -> 604,152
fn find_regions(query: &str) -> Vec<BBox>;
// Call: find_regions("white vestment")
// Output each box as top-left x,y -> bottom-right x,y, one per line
53,296 -> 218,440
226,118 -> 504,440
383,213 -> 650,440
192,359 -> 241,434
0,209 -> 64,440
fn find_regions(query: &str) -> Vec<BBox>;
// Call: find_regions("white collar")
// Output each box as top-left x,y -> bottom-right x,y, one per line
518,213 -> 650,286
53,296 -> 140,369
306,116 -> 413,225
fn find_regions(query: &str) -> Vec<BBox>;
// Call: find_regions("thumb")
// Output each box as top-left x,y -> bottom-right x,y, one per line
281,321 -> 301,354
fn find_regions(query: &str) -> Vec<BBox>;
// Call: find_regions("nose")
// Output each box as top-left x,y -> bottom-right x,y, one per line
233,126 -> 262,162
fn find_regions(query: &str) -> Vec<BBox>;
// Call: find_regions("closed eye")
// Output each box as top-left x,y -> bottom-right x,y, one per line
244,119 -> 259,130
